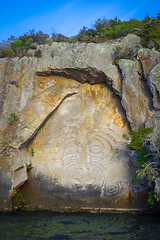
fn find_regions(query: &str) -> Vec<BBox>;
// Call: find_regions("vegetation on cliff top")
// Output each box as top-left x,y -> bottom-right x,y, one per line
0,12 -> 160,58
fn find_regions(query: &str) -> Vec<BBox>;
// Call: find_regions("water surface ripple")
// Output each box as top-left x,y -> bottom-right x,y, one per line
0,211 -> 160,239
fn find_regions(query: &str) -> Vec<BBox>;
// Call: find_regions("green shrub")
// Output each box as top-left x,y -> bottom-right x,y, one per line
8,113 -> 17,123
112,45 -> 130,65
31,149 -> 34,156
56,33 -> 67,42
0,47 -> 13,58
12,188 -> 25,209
123,126 -> 160,205
0,12 -> 160,58
26,163 -> 32,171
148,190 -> 159,206
11,38 -> 33,54
0,38 -> 14,57
34,48 -> 42,58
19,29 -> 50,45
70,13 -> 160,48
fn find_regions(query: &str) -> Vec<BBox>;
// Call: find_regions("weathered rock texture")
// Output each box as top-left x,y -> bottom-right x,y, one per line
0,34 -> 160,212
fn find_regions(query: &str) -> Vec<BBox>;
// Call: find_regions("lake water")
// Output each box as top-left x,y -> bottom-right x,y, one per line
0,211 -> 160,239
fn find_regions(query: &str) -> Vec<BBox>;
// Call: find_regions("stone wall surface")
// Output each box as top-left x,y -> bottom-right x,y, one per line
0,34 -> 160,211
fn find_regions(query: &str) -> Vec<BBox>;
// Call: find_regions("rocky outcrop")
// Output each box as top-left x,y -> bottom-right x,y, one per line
138,48 -> 159,78
138,48 -> 160,110
147,60 -> 160,109
119,59 -> 152,130
0,34 -> 160,212
36,34 -> 141,94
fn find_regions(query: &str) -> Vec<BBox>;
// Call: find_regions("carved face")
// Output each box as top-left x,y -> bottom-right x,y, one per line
55,127 -> 114,187
29,83 -> 130,196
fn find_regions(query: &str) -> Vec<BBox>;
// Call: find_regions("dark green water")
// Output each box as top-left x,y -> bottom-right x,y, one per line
0,211 -> 160,240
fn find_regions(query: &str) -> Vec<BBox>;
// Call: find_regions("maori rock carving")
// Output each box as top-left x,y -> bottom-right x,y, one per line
0,78 -> 79,209
27,82 -> 132,200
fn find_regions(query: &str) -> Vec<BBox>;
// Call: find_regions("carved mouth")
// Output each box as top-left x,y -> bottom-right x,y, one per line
70,177 -> 97,188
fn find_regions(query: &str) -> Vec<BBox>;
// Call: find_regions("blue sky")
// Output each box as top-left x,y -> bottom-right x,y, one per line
0,0 -> 159,41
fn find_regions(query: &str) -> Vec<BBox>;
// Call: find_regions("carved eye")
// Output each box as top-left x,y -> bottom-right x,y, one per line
86,178 -> 96,185
89,144 -> 102,154
71,178 -> 82,187
65,145 -> 77,154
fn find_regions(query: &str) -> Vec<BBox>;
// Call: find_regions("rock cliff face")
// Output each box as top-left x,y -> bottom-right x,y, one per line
0,34 -> 160,212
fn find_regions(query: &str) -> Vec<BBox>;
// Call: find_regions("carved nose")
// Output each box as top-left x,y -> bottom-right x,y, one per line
78,142 -> 90,170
